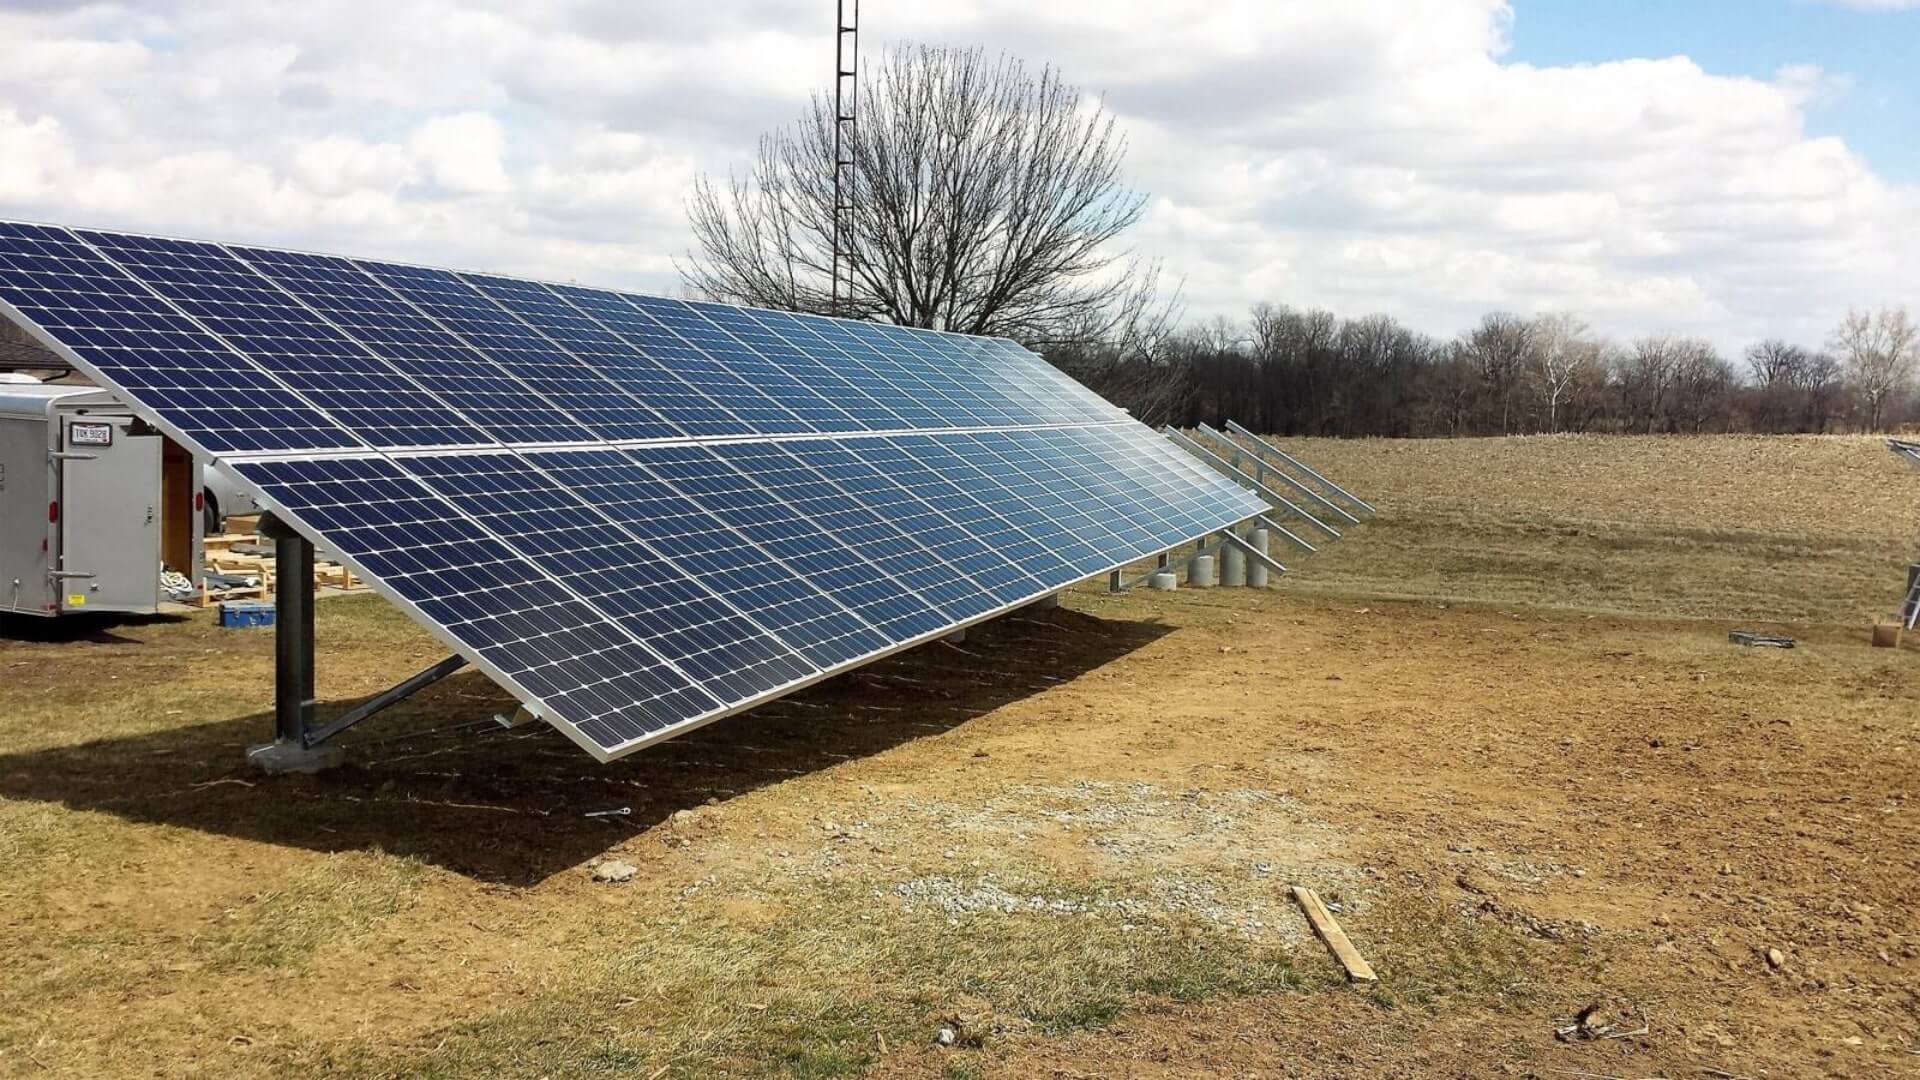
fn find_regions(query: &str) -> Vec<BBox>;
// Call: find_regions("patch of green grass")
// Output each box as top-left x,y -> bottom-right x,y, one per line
206,851 -> 426,971
335,874 -> 1308,1078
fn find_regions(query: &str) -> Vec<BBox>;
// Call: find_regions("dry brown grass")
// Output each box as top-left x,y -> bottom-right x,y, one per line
1263,433 -> 1920,625
1274,433 -> 1916,539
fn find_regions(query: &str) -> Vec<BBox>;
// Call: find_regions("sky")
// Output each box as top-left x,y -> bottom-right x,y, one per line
0,0 -> 1915,356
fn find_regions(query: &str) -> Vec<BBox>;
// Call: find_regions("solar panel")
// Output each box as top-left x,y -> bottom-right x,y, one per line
0,220 -> 1267,760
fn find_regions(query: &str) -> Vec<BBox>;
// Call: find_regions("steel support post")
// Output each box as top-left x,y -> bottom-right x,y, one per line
248,516 -> 339,773
275,531 -> 315,744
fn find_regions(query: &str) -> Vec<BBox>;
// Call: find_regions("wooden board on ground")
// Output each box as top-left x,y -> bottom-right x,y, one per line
1291,885 -> 1378,983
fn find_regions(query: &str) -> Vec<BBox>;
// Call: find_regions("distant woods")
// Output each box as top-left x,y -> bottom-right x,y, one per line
1048,305 -> 1920,436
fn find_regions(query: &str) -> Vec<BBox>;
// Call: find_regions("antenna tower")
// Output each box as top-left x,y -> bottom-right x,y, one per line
830,0 -> 858,317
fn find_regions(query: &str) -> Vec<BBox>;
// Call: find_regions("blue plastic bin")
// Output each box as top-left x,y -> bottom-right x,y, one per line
218,600 -> 276,628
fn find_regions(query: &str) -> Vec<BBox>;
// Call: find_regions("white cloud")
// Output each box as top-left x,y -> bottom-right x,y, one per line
0,0 -> 1912,354
407,113 -> 511,195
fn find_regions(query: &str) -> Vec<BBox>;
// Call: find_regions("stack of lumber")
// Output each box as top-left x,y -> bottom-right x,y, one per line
195,526 -> 367,608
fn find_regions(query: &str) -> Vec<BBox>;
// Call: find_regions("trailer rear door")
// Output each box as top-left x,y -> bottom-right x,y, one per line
57,415 -> 161,613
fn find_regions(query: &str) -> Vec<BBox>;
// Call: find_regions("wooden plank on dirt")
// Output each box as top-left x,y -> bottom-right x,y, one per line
1290,885 -> 1377,983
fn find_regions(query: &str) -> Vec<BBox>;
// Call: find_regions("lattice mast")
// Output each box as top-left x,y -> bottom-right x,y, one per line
830,0 -> 859,317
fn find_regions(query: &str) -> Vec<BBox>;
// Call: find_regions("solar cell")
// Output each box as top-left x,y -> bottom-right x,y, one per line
747,310 -> 942,428
630,443 -> 957,647
688,303 -> 906,430
230,246 -> 596,446
557,287 -> 817,435
0,223 -> 359,454
846,321 -> 1029,427
706,440 -> 1001,622
400,450 -> 818,704
80,230 -> 491,450
234,455 -> 723,752
0,219 -> 1269,761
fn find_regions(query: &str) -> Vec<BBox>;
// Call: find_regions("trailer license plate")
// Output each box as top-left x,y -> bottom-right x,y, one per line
69,422 -> 113,447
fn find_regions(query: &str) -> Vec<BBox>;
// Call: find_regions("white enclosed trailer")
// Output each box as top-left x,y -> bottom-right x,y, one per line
0,384 -> 203,616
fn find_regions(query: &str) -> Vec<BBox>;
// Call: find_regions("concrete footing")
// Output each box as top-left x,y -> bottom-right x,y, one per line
1220,542 -> 1247,587
1029,592 -> 1061,610
1149,571 -> 1178,590
245,738 -> 345,774
943,627 -> 969,643
1247,529 -> 1271,588
1188,553 -> 1216,588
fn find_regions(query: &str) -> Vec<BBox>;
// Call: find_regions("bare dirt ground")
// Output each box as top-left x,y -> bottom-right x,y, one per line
1,434 -> 1917,1078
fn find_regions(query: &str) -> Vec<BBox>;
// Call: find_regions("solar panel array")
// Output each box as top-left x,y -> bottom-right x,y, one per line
0,221 -> 1265,759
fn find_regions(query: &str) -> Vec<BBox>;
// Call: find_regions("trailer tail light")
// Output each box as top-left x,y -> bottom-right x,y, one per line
48,501 -> 58,524
194,491 -> 204,511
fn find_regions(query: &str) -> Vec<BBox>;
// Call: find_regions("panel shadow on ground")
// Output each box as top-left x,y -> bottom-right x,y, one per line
0,606 -> 1169,884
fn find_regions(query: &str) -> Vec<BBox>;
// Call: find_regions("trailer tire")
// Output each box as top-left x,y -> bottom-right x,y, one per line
203,489 -> 221,536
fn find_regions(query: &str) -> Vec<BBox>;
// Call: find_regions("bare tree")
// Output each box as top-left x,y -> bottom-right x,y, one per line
1667,338 -> 1736,433
1796,351 -> 1845,433
1746,339 -> 1804,387
1830,307 -> 1920,431
1745,339 -> 1812,433
1619,336 -> 1679,433
1046,284 -> 1193,426
1461,313 -> 1534,433
684,44 -> 1153,344
1530,313 -> 1601,433
1422,346 -> 1480,436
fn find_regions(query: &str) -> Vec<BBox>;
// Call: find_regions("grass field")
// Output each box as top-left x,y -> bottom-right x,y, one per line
1,434 -> 1916,1078
1271,433 -> 1920,625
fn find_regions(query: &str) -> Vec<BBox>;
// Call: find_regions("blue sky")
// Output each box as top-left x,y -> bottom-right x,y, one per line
1511,0 -> 1920,180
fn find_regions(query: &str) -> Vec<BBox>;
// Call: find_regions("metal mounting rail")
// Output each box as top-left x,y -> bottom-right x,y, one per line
1162,428 -> 1342,539
304,654 -> 469,749
1224,419 -> 1377,515
1253,514 -> 1317,554
1197,423 -> 1361,525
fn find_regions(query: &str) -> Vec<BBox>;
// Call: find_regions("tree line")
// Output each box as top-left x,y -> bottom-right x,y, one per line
1046,305 -> 1920,436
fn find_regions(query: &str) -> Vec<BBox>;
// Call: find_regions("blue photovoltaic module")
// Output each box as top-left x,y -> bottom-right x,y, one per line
0,220 -> 1264,760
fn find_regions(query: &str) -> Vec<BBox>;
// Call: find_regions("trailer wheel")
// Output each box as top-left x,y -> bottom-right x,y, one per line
202,489 -> 221,536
